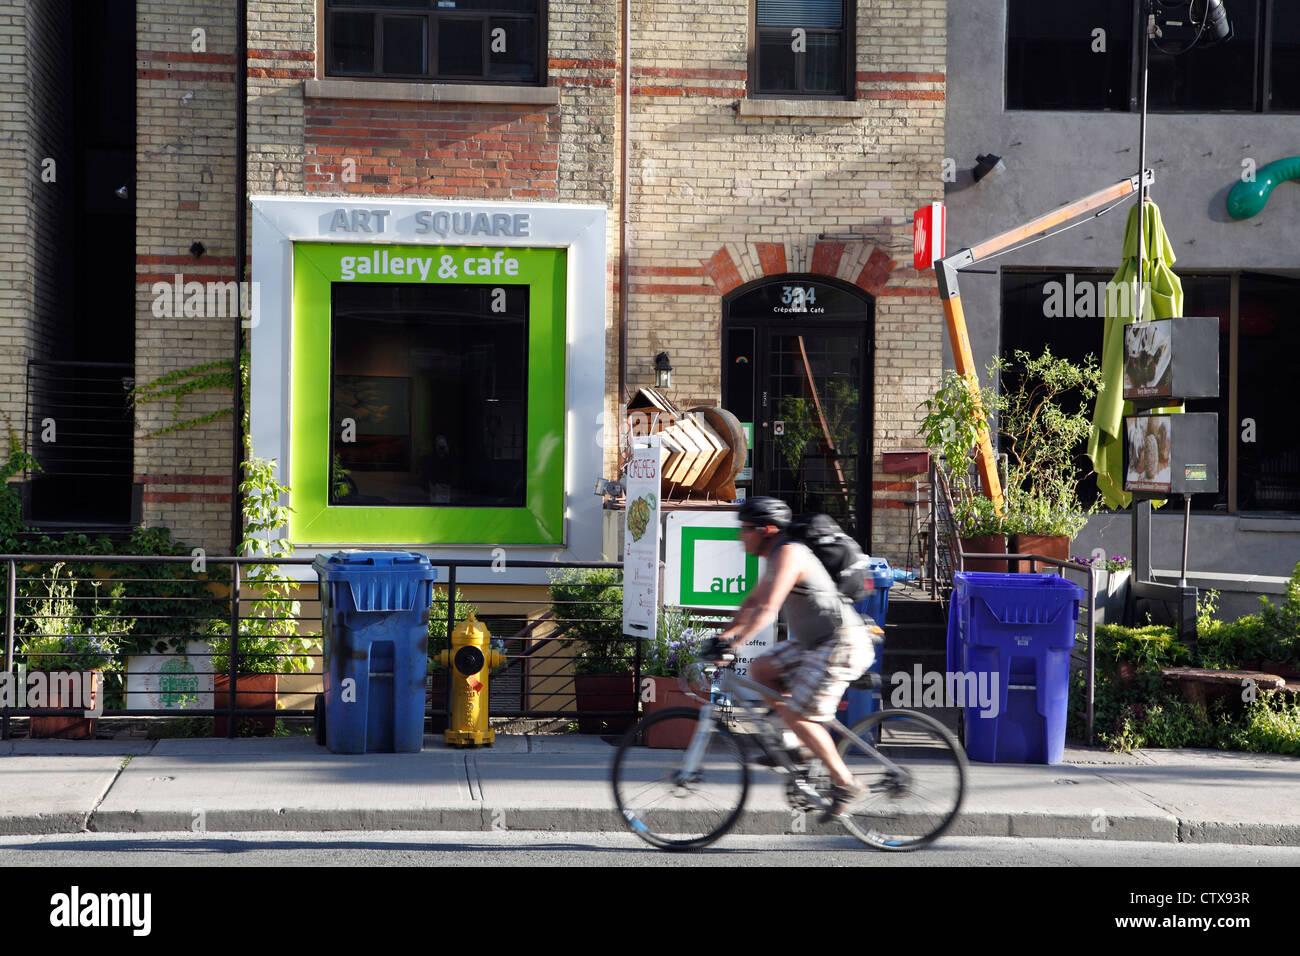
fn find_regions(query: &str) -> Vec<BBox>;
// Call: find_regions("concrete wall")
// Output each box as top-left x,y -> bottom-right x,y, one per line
944,0 -> 1300,588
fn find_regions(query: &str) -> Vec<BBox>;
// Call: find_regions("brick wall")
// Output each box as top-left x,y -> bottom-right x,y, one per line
133,0 -> 241,551
622,0 -> 947,562
303,102 -> 561,198
238,0 -> 943,563
0,2 -> 30,436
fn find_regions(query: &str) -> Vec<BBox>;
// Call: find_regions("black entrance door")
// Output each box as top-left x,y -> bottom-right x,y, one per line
722,278 -> 873,547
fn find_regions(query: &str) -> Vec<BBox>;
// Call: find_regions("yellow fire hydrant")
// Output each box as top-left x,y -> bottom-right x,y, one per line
438,612 -> 506,747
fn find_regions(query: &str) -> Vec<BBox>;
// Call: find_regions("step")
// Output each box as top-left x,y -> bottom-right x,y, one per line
881,597 -> 946,626
882,623 -> 946,652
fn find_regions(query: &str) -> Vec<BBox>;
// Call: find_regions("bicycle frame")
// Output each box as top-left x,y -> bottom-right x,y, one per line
678,663 -> 905,779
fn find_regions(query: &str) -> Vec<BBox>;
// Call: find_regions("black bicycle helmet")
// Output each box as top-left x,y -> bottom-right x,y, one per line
737,496 -> 791,530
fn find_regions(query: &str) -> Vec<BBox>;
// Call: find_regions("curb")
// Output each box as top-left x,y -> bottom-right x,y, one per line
0,808 -> 1290,846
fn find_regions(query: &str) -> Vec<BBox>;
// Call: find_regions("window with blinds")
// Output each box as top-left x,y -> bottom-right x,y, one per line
753,0 -> 850,97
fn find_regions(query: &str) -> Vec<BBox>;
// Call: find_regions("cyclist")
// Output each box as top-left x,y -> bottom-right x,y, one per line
717,496 -> 875,820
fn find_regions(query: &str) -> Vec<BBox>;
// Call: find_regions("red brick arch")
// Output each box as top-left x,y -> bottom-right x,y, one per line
701,241 -> 897,296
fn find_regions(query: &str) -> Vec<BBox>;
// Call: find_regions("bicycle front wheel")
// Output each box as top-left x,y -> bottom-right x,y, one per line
835,708 -> 967,851
611,707 -> 750,851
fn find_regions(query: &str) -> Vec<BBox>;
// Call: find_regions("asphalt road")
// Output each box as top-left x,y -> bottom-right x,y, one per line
2,830 -> 1299,866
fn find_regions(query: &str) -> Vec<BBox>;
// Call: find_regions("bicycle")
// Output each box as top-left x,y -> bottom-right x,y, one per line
610,640 -> 967,852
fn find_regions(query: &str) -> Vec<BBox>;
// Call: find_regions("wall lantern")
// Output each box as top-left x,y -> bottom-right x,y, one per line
654,351 -> 673,389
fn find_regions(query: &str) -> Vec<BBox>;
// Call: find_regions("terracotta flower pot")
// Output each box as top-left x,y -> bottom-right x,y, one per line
214,673 -> 279,736
959,534 -> 1010,574
573,673 -> 636,735
1011,534 -> 1071,574
29,671 -> 102,740
641,675 -> 700,748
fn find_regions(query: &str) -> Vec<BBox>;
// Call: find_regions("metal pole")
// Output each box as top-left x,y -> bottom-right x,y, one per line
928,458 -> 938,599
227,559 -> 240,738
444,564 -> 456,726
1087,566 -> 1096,744
1179,493 -> 1192,588
3,559 -> 14,740
1137,1 -> 1152,317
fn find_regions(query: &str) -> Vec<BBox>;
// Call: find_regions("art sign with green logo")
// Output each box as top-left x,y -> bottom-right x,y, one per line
663,512 -> 762,609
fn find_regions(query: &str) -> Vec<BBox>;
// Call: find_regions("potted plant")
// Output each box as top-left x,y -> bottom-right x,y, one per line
1068,553 -> 1131,626
919,371 -> 1009,571
427,586 -> 477,734
206,456 -> 318,736
640,607 -> 710,746
989,349 -> 1101,572
549,567 -> 635,734
21,563 -> 130,739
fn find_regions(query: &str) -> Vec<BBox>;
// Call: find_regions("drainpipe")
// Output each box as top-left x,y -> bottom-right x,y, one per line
232,0 -> 247,554
618,0 -> 630,420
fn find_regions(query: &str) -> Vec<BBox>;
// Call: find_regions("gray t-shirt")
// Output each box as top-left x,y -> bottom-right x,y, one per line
773,538 -> 860,647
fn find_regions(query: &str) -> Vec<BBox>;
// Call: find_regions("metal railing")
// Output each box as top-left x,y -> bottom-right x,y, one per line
1,553 -> 636,739
23,360 -> 135,526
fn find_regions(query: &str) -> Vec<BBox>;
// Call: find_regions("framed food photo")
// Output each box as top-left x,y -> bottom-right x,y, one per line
1124,415 -> 1172,495
332,375 -> 412,471
1124,321 -> 1173,399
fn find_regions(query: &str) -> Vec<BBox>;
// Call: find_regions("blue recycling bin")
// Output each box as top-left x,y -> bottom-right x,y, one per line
837,559 -> 894,727
313,551 -> 437,754
948,572 -> 1084,764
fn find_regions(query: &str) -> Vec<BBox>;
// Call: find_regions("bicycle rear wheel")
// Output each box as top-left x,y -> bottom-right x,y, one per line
835,708 -> 967,851
611,707 -> 749,851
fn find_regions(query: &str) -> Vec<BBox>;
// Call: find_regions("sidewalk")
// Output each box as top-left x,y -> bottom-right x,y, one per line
1,735 -> 1297,845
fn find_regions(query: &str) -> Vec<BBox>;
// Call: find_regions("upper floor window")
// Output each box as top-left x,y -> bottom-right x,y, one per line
325,0 -> 544,85
753,0 -> 851,98
1008,0 -> 1295,112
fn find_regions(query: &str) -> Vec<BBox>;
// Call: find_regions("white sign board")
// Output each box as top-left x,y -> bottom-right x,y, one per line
683,615 -> 775,680
664,511 -> 764,610
622,438 -> 662,638
124,641 -> 215,711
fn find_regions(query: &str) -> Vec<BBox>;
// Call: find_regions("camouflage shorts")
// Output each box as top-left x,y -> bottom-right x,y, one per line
759,626 -> 875,723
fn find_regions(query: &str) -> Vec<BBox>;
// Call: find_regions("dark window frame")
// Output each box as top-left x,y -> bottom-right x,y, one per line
749,0 -> 855,100
322,0 -> 548,87
999,267 -> 1300,516
1007,0 -> 1299,114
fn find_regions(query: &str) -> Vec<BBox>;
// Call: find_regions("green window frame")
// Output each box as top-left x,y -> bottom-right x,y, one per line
290,241 -> 568,545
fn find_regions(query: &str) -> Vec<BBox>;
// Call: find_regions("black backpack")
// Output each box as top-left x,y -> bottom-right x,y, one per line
782,513 -> 871,603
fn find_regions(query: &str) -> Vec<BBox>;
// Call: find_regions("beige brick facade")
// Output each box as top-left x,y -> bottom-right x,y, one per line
8,0 -> 946,565
132,0 -> 241,551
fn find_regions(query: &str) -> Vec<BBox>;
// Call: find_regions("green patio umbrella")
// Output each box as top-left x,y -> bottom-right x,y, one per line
1088,199 -> 1183,510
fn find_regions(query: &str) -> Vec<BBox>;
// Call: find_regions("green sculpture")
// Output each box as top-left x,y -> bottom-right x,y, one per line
1226,156 -> 1300,220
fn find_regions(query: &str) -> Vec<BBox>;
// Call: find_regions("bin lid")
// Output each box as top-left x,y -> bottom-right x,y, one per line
314,550 -> 436,570
312,550 -> 437,612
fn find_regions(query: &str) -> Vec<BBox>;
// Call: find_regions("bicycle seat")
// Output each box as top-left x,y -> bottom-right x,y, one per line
851,671 -> 882,692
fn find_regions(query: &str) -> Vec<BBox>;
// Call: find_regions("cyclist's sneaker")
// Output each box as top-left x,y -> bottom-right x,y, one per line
818,782 -> 867,823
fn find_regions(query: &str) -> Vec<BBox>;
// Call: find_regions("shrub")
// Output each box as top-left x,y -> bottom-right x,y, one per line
548,567 -> 632,676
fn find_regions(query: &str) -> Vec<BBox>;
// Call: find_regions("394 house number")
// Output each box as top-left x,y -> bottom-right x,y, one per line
777,286 -> 824,314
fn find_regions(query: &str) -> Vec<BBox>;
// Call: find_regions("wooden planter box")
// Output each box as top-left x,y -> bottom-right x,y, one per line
214,673 -> 279,736
960,534 -> 1010,574
428,673 -> 449,735
1010,534 -> 1071,574
573,673 -> 636,735
29,671 -> 102,740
